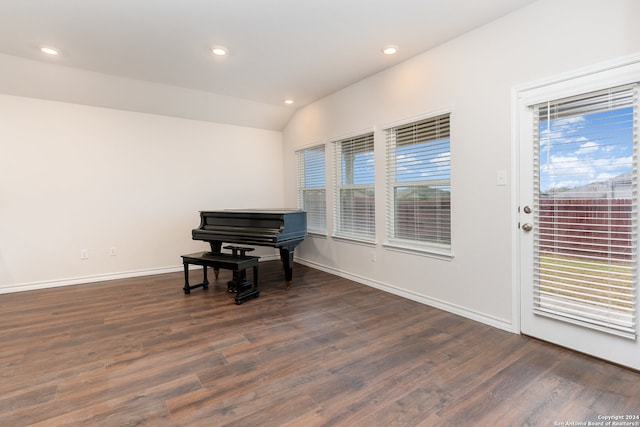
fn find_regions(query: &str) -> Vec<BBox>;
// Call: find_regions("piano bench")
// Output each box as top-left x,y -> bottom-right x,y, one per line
181,251 -> 259,305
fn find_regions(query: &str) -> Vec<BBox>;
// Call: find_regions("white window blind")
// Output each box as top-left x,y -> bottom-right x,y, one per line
533,84 -> 638,339
385,114 -> 451,249
333,132 -> 375,240
296,144 -> 326,234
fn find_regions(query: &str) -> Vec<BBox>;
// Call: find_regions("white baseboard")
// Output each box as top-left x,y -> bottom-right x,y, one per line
0,254 -> 282,295
295,258 -> 516,334
0,265 -> 184,294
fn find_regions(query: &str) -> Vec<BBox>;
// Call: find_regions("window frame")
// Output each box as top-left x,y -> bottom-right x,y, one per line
332,131 -> 376,242
296,143 -> 327,235
531,83 -> 638,339
383,110 -> 454,259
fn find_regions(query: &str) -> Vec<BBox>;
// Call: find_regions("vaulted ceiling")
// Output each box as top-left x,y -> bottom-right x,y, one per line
0,0 -> 537,129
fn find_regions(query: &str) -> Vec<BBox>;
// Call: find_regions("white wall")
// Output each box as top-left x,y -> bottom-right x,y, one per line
283,0 -> 640,331
0,94 -> 284,292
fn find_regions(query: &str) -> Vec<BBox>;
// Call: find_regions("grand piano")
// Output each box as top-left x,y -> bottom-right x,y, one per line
192,209 -> 307,285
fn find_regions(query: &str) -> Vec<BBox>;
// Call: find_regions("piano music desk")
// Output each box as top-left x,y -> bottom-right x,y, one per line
181,251 -> 259,304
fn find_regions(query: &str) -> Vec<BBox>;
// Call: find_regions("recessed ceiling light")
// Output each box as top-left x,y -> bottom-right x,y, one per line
40,47 -> 59,55
284,99 -> 294,105
211,47 -> 228,56
382,46 -> 398,55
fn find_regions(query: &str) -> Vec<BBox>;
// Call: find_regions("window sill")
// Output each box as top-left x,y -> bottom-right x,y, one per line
383,240 -> 454,261
332,234 -> 377,247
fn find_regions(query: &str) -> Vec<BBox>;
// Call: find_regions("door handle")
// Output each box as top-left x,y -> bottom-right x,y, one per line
523,206 -> 532,214
522,223 -> 533,232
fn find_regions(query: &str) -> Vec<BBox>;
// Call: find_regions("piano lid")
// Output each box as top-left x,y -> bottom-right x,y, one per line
200,208 -> 303,214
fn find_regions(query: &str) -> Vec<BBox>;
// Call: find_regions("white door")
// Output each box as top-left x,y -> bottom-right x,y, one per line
518,65 -> 640,370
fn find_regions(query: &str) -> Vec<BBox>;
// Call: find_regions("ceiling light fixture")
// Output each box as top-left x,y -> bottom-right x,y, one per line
382,46 -> 398,55
40,46 -> 59,55
211,46 -> 228,56
284,99 -> 294,105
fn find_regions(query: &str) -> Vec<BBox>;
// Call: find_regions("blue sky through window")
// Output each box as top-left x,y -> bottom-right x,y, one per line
395,138 -> 450,183
332,138 -> 452,186
539,107 -> 634,194
342,151 -> 375,185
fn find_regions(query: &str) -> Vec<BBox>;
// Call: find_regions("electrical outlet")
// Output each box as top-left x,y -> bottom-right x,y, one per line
80,249 -> 89,260
110,247 -> 117,256
496,170 -> 507,186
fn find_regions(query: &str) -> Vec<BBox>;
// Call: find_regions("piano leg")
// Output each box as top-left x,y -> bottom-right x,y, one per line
208,241 -> 223,279
280,248 -> 294,288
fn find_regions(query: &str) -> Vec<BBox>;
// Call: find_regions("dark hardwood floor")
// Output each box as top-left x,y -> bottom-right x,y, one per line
1,261 -> 638,426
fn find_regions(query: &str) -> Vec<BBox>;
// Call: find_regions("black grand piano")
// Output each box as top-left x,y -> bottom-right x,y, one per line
192,209 -> 307,286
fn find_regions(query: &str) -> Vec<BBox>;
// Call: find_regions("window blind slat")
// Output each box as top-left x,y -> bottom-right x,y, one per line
386,113 -> 451,248
296,144 -> 327,234
334,133 -> 375,240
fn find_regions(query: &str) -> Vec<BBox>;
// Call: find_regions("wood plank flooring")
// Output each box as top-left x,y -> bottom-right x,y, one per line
1,261 -> 639,426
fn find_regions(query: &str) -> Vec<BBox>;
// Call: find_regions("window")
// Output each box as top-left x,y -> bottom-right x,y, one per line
532,84 -> 638,338
333,132 -> 375,240
296,144 -> 326,234
385,113 -> 451,252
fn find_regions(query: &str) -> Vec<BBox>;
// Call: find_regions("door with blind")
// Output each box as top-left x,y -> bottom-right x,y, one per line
518,75 -> 640,370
